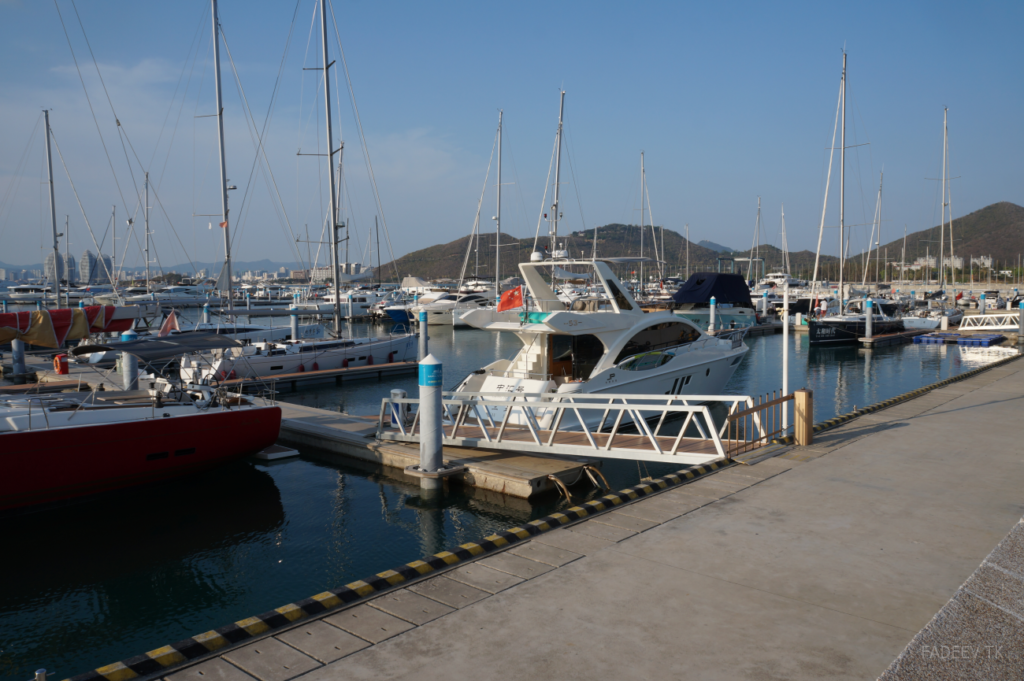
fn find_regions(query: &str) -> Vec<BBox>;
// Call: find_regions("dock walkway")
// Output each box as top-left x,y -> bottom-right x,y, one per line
149,354 -> 1024,681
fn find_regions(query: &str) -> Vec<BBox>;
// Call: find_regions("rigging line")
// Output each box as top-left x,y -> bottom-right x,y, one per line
811,75 -> 842,289
532,133 -> 558,252
500,123 -> 532,236
218,25 -> 305,269
148,4 -> 208,169
52,0 -> 131,216
0,114 -> 43,244
48,128 -> 121,300
328,0 -> 400,282
148,183 -> 200,278
458,125 -> 499,289
296,0 -> 319,229
563,126 -> 589,233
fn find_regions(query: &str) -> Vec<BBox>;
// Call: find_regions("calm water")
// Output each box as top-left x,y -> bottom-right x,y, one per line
0,316 -> 1011,680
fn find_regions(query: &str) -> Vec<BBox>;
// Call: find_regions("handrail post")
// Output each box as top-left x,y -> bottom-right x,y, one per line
794,389 -> 814,446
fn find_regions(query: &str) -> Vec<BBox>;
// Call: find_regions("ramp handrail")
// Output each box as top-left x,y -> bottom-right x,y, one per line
960,312 -> 1022,330
725,390 -> 793,457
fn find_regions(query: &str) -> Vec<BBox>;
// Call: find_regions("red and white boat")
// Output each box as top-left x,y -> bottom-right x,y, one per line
0,386 -> 281,513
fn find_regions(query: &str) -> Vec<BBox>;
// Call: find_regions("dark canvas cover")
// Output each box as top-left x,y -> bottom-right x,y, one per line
671,272 -> 754,308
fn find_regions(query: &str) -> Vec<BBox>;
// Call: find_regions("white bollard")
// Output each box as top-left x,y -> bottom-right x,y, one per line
795,312 -> 803,327
418,311 -> 428,361
246,293 -> 251,310
203,303 -> 211,325
418,354 -> 443,491
865,299 -> 873,339
10,338 -> 26,376
709,296 -> 717,332
120,329 -> 139,391
941,313 -> 949,331
347,293 -> 354,320
980,293 -> 986,315
290,304 -> 299,341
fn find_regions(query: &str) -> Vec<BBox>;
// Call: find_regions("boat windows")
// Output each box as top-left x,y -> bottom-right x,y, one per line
146,451 -> 169,461
614,321 -> 701,364
174,447 -> 196,456
270,366 -> 283,370
618,351 -> 675,371
605,280 -> 633,311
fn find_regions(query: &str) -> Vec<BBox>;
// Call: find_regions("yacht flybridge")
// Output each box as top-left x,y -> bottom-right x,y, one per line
456,258 -> 749,408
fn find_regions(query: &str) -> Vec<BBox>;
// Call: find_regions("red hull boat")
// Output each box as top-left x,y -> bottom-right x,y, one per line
1,404 -> 281,513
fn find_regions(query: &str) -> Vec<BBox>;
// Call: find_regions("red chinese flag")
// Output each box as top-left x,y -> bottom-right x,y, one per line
497,285 -> 524,312
955,291 -> 963,301
219,221 -> 228,228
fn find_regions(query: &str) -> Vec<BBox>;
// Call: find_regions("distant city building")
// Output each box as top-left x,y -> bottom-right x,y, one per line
941,256 -> 964,269
0,268 -> 6,280
971,256 -> 993,268
290,269 -> 309,281
30,269 -> 42,278
912,255 -> 936,268
44,252 -> 78,283
80,250 -> 114,285
278,266 -> 288,275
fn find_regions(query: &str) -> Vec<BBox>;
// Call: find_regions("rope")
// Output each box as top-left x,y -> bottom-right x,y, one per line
532,134 -> 558,253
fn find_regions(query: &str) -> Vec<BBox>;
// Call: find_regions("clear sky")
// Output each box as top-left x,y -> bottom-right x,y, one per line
1,0 -> 1021,272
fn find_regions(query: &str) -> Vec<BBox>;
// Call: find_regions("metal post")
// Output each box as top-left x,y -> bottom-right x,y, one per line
782,285 -> 789,430
203,303 -> 211,325
979,292 -> 986,315
865,299 -> 873,339
1018,301 -> 1023,344
35,669 -> 47,681
709,296 -> 716,332
418,311 -> 428,361
347,293 -> 354,320
43,110 -> 60,306
246,292 -> 251,310
211,0 -> 234,314
1,299 -> 6,313
121,329 -> 139,391
290,303 -> 299,341
11,338 -> 26,376
390,388 -> 408,426
418,354 -> 443,491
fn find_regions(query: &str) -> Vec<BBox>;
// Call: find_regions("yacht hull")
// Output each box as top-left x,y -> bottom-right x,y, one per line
0,406 -> 281,513
808,318 -> 904,345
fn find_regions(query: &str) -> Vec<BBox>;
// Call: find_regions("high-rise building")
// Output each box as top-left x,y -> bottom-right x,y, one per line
79,250 -> 114,284
44,252 -> 78,284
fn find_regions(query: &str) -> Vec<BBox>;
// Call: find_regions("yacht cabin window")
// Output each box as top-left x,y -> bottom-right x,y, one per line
614,321 -> 701,364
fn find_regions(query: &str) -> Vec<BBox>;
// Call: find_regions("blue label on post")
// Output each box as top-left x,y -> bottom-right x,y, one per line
419,363 -> 442,387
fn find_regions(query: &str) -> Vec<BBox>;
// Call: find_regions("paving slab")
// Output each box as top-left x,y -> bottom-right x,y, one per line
368,589 -> 455,625
407,576 -> 490,609
446,562 -> 525,593
506,541 -> 582,567
165,658 -> 256,681
589,511 -> 659,533
275,620 -> 370,663
221,638 -> 321,681
477,551 -> 555,579
609,498 -> 684,524
565,519 -> 637,542
324,603 -> 415,643
531,527 -> 615,554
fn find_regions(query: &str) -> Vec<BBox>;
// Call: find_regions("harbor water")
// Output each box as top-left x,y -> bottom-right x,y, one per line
0,317 -> 1013,680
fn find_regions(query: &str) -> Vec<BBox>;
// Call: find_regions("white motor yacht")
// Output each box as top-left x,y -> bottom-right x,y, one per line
455,258 -> 749,428
413,292 -> 494,326
7,285 -> 53,301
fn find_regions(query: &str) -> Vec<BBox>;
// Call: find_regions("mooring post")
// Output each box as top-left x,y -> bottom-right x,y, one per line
782,285 -> 790,429
246,292 -> 251,310
36,300 -> 42,311
120,328 -> 139,391
35,669 -> 47,681
290,301 -> 299,341
10,338 -> 26,376
203,303 -> 211,325
709,296 -> 717,332
794,389 -> 813,446
78,300 -> 84,309
418,354 -> 443,492
865,299 -> 873,339
347,293 -> 354,320
940,313 -> 949,331
418,311 -> 428,361
979,292 -> 986,315
795,311 -> 802,327
1,299 -> 6,313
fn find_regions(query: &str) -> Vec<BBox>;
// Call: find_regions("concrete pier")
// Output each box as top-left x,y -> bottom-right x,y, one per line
128,354 -> 1024,681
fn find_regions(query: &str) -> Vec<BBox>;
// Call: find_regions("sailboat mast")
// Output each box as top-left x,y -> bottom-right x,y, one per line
144,171 -> 151,293
640,151 -> 645,292
211,0 -> 233,312
550,90 -> 565,255
940,108 -> 947,288
319,0 -> 341,334
876,170 -> 883,284
839,52 -> 846,308
43,110 -> 59,301
495,110 -> 502,300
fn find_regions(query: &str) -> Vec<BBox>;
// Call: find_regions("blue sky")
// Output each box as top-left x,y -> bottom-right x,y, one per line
1,0 -> 1021,272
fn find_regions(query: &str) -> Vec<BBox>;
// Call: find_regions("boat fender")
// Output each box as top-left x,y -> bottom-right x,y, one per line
220,370 -> 228,380
298,364 -> 305,372
228,370 -> 236,379
367,354 -> 374,366
388,351 -> 395,363
312,362 -> 319,371
342,358 -> 349,368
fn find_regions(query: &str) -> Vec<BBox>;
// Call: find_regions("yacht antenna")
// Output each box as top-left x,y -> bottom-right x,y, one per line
550,90 -> 565,256
211,0 -> 233,313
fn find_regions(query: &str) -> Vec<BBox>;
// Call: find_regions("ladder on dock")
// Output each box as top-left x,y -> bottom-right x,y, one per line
377,391 -> 794,466
959,312 -> 1022,331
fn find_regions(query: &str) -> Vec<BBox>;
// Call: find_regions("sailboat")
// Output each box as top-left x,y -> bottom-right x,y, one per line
808,53 -> 903,345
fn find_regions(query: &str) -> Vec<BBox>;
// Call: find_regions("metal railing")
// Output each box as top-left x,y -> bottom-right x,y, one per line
959,312 -> 1022,331
378,391 -> 770,465
725,390 -> 793,457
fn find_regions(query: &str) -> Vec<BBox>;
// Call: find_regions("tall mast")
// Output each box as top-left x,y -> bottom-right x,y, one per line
781,204 -> 790,275
839,52 -> 846,309
685,223 -> 689,279
319,0 -> 341,334
111,204 -> 115,285
494,110 -> 502,299
144,171 -> 151,293
902,224 -> 907,285
550,90 -> 565,255
64,215 -> 70,307
211,0 -> 233,312
876,170 -> 883,284
43,109 -> 59,301
940,108 -> 947,288
640,151 -> 645,290
375,216 -> 380,287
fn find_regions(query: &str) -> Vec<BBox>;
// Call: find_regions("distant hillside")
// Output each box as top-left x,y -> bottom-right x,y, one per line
698,240 -> 734,253
867,202 -> 1024,268
378,224 -> 841,282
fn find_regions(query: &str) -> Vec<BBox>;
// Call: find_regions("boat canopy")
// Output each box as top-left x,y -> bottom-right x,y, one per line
672,273 -> 754,308
70,333 -> 244,362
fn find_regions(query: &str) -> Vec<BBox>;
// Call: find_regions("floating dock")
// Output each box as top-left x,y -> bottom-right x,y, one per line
268,400 -> 599,499
858,328 -> 928,347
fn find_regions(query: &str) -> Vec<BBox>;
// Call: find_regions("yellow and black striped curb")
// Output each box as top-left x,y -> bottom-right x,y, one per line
66,460 -> 730,681
773,351 -> 1022,445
